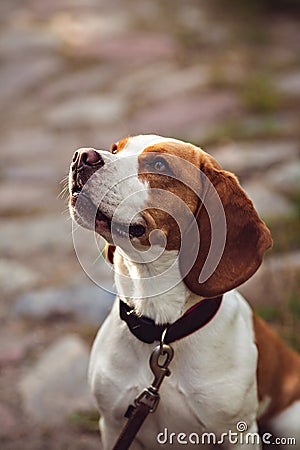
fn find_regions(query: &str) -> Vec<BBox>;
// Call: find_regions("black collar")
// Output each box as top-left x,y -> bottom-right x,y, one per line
119,296 -> 223,344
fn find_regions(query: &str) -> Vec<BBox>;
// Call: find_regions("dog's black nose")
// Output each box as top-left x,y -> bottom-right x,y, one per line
73,148 -> 104,168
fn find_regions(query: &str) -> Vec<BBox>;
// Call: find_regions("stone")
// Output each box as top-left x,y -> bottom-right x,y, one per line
1,128 -> 59,161
0,128 -> 82,185
113,60 -> 210,119
228,114 -> 299,141
0,213 -> 114,289
0,333 -> 35,366
212,141 -> 299,177
29,0 -> 103,16
143,64 -> 209,102
0,57 -> 64,105
242,180 -> 294,219
0,403 -> 17,438
128,91 -> 239,137
72,33 -> 178,63
0,215 -> 73,258
240,251 -> 300,308
0,344 -> 26,366
276,71 -> 300,96
264,160 -> 300,197
0,28 -> 61,58
49,11 -> 130,46
0,181 -> 57,215
39,66 -> 116,102
113,62 -> 176,98
45,94 -> 127,128
0,259 -> 40,294
80,127 -> 119,151
3,165 -> 56,183
273,48 -> 297,66
13,283 -> 115,325
19,335 -> 94,426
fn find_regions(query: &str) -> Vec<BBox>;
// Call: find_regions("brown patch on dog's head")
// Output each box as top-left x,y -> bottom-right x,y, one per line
110,137 -> 130,155
134,141 -> 272,296
137,142 -> 203,250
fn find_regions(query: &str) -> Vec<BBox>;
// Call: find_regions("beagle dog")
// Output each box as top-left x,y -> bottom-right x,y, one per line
69,135 -> 300,449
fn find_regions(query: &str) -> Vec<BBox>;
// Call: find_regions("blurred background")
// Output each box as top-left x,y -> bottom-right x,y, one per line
0,0 -> 300,448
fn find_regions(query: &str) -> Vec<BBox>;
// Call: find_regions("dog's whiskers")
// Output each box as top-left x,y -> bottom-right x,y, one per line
57,176 -> 70,200
57,185 -> 69,200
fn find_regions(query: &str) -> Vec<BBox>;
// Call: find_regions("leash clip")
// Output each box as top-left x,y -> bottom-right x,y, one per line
134,342 -> 174,414
150,343 -> 174,392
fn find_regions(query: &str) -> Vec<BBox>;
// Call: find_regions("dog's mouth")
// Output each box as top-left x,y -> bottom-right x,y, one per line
70,186 -> 146,239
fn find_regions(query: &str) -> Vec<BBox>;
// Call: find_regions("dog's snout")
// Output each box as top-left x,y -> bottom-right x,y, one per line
71,148 -> 105,192
73,148 -> 104,169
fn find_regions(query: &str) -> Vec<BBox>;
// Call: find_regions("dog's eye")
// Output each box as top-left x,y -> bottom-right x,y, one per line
153,158 -> 167,172
111,143 -> 118,154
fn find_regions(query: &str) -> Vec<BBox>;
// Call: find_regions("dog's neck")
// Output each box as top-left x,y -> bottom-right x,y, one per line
113,246 -> 193,324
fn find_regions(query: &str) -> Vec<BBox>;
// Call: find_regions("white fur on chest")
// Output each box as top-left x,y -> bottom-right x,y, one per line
88,290 -> 259,449
114,247 -> 190,324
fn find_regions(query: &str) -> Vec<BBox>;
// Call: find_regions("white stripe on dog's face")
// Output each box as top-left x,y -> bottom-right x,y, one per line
118,134 -> 184,157
74,135 -> 183,227
92,135 -> 185,222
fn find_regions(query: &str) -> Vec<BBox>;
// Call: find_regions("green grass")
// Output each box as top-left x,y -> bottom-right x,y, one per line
255,304 -> 282,322
291,190 -> 300,217
256,191 -> 300,352
288,293 -> 300,319
256,291 -> 300,352
284,292 -> 300,352
240,74 -> 282,113
69,410 -> 99,432
266,190 -> 300,254
200,116 -> 285,147
268,215 -> 300,254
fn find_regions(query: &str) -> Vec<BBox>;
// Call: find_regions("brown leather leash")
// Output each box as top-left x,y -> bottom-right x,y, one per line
112,296 -> 223,450
112,402 -> 150,450
113,343 -> 174,450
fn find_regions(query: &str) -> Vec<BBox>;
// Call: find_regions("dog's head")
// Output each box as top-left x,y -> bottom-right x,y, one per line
69,134 -> 272,297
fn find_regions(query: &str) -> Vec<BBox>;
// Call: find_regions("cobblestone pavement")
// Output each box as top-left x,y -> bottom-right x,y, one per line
0,0 -> 300,448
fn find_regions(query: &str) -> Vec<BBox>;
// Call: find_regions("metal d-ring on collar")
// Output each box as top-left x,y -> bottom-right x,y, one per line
160,327 -> 168,353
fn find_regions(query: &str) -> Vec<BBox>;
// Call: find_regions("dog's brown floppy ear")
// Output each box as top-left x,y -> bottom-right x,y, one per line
105,244 -> 115,264
180,153 -> 272,297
